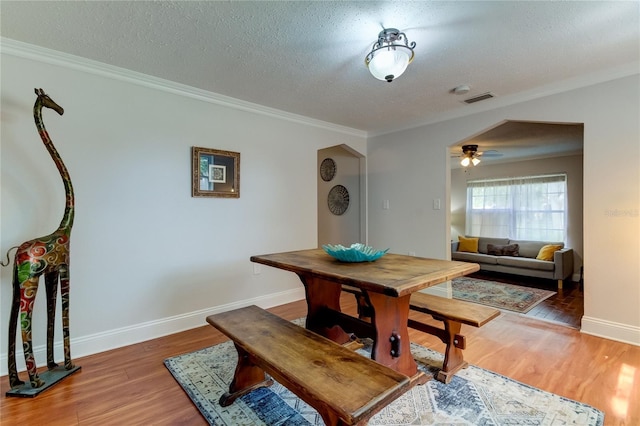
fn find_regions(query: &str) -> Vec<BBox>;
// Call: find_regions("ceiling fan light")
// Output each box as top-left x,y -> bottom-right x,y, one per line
460,157 -> 470,167
472,157 -> 481,166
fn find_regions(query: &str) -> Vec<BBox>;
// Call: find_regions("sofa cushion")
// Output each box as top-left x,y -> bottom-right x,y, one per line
536,244 -> 564,261
458,236 -> 479,253
452,251 -> 499,265
497,256 -> 555,271
476,237 -> 510,254
487,243 -> 520,256
508,239 -> 564,258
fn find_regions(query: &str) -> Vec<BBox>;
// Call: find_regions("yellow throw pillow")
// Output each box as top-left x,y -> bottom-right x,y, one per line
458,236 -> 479,253
536,244 -> 563,261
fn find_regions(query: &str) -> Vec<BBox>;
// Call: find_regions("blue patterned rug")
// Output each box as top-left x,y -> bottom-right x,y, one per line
164,331 -> 604,425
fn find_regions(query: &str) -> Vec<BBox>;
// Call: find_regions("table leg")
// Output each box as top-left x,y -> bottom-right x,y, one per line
300,275 -> 352,344
364,292 -> 418,378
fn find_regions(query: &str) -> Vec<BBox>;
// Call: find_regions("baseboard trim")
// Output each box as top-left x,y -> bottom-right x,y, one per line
0,287 -> 306,377
581,316 -> 640,346
5,289 -> 637,378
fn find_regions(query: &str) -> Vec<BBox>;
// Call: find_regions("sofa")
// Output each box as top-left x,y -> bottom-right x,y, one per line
451,236 -> 573,288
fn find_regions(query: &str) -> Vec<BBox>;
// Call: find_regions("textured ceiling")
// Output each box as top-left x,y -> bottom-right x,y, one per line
1,1 -> 638,159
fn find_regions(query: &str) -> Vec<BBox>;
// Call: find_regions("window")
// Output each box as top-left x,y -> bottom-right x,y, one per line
466,174 -> 567,241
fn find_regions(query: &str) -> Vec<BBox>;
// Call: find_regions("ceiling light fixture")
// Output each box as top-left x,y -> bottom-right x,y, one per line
460,144 -> 481,167
365,28 -> 416,83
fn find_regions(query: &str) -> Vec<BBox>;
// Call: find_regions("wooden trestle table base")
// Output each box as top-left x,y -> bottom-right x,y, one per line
250,248 -> 479,382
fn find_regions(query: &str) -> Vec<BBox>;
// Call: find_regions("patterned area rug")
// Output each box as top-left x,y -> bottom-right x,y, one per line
165,336 -> 604,425
452,276 -> 556,313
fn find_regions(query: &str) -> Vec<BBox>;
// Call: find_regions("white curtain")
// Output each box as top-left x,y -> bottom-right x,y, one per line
465,174 -> 567,241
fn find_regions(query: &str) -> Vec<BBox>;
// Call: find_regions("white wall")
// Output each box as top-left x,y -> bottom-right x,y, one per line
0,46 -> 366,374
451,154 -> 584,278
368,74 -> 640,345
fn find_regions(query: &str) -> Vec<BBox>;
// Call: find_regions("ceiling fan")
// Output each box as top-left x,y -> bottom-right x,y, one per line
456,144 -> 502,167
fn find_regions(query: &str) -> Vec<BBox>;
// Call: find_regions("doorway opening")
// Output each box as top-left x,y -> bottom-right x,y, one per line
448,120 -> 584,329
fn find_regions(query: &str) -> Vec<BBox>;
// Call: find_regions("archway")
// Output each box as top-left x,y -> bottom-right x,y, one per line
317,145 -> 366,247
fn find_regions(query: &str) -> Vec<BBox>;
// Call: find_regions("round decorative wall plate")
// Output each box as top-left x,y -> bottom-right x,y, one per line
328,185 -> 350,215
320,158 -> 336,182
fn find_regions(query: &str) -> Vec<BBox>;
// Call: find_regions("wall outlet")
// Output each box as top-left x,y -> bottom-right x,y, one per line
383,199 -> 390,210
433,198 -> 441,210
408,251 -> 416,256
253,264 -> 261,275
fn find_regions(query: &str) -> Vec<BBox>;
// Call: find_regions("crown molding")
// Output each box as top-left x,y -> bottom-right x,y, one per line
4,37 -> 636,140
1,38 -> 367,138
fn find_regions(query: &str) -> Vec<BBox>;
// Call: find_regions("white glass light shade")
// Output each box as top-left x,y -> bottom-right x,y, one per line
461,156 -> 481,167
367,47 -> 411,81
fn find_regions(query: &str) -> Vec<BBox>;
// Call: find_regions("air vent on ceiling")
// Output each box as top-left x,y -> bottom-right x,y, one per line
463,92 -> 495,104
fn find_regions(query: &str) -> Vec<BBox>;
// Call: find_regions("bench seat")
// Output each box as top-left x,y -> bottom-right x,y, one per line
342,285 -> 500,384
206,305 -> 411,426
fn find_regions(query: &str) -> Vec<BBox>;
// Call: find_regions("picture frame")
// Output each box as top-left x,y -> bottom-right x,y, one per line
192,146 -> 240,198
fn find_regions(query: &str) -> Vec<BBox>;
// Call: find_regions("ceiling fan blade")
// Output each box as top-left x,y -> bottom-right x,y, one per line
480,150 -> 503,158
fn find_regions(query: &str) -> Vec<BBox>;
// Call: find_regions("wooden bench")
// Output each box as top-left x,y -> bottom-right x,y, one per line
342,286 -> 500,384
206,305 -> 411,426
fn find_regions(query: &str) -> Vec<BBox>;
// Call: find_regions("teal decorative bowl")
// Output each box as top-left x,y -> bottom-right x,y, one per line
322,243 -> 389,263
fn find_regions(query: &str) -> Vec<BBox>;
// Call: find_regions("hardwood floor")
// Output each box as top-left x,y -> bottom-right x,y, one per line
467,271 -> 584,329
2,294 -> 638,425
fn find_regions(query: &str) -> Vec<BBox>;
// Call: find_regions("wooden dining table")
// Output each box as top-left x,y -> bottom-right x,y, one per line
250,248 -> 479,381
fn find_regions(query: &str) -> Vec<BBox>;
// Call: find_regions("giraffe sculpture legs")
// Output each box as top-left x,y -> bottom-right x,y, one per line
17,277 -> 45,388
44,267 -> 74,371
7,264 -> 76,391
45,270 -> 59,369
7,265 -> 24,388
58,265 -> 75,371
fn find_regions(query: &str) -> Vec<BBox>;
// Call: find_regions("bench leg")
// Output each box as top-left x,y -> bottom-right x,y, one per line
407,316 -> 468,384
219,344 -> 274,407
435,317 -> 468,384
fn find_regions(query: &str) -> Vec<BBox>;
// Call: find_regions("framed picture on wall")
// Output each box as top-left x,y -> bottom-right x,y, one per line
192,146 -> 240,198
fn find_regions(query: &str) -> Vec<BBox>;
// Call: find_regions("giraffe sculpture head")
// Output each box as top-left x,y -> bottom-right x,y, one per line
35,88 -> 64,116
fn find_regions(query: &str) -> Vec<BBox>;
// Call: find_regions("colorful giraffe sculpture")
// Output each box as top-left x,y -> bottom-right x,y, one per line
7,88 -> 76,389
